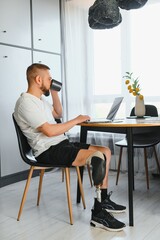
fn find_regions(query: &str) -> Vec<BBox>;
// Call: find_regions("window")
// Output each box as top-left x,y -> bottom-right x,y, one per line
93,27 -> 122,96
92,0 -> 160,118
130,1 -> 160,97
63,0 -> 160,123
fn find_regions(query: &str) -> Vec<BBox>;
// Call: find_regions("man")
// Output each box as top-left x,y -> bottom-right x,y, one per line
14,63 -> 126,231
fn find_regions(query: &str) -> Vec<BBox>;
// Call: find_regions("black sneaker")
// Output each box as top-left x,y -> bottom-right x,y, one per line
90,198 -> 126,232
91,156 -> 106,186
101,191 -> 126,213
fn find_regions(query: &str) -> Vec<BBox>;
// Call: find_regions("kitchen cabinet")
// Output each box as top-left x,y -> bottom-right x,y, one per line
0,0 -> 31,48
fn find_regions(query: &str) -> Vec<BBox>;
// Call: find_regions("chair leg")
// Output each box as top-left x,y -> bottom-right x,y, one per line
17,166 -> 34,221
144,148 -> 149,189
76,166 -> 86,209
37,169 -> 45,206
62,168 -> 65,182
116,147 -> 123,185
87,164 -> 93,187
153,146 -> 160,173
64,168 -> 73,225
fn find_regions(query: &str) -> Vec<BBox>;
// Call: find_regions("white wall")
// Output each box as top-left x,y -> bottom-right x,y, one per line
0,0 -> 62,177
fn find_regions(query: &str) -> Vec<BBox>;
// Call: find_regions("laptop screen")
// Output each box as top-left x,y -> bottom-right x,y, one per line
106,97 -> 123,121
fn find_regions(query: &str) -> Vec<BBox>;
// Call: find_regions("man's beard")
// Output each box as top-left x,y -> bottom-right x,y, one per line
40,83 -> 50,97
43,90 -> 50,97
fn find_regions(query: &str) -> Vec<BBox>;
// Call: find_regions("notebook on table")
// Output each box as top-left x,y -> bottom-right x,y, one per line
86,97 -> 123,123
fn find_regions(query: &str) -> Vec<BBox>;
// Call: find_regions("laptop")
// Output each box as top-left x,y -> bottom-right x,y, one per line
86,97 -> 123,123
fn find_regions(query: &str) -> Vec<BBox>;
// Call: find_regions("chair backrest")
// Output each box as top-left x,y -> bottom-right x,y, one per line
12,113 -> 37,165
130,104 -> 158,117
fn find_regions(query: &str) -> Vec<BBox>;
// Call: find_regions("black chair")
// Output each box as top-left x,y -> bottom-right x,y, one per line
12,114 -> 86,225
115,105 -> 160,189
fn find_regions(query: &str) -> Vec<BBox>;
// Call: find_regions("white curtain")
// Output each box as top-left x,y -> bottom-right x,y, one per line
61,0 -> 94,124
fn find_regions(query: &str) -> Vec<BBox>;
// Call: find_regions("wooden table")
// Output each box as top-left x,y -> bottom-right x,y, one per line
77,117 -> 160,226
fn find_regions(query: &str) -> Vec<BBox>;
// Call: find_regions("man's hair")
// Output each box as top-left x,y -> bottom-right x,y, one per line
26,63 -> 50,83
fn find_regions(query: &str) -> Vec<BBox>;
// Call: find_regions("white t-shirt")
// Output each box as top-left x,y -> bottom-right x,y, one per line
14,93 -> 67,157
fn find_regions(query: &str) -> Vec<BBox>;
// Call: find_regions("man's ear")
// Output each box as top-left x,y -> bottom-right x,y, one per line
35,75 -> 41,85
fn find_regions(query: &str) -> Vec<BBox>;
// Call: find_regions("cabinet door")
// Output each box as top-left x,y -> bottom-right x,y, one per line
0,0 -> 31,47
32,0 -> 61,53
0,45 -> 32,176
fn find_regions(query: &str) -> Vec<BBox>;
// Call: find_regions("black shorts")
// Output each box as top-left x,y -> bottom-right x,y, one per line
36,139 -> 90,167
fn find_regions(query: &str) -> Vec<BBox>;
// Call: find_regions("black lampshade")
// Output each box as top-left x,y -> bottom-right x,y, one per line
88,0 -> 122,29
118,0 -> 148,10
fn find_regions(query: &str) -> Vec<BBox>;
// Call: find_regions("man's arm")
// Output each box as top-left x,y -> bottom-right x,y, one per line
37,115 -> 90,137
50,90 -> 62,119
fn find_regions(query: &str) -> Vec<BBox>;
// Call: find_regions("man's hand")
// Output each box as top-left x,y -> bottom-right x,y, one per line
74,115 -> 90,124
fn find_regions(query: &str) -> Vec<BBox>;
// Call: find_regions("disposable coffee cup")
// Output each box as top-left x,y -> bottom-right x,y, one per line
50,79 -> 62,91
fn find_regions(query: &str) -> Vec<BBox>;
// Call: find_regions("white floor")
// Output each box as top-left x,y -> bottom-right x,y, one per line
0,168 -> 160,240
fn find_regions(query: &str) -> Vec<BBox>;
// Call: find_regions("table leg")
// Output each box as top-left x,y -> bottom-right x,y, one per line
77,126 -> 87,203
126,127 -> 134,226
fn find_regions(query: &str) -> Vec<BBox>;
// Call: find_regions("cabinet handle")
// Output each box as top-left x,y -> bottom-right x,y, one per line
38,38 -> 42,41
38,61 -> 42,63
3,56 -> 8,58
2,30 -> 7,33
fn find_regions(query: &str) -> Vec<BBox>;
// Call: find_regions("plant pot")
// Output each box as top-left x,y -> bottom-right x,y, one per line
134,95 -> 145,117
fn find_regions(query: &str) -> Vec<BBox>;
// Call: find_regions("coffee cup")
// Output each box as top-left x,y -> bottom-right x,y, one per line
50,79 -> 62,91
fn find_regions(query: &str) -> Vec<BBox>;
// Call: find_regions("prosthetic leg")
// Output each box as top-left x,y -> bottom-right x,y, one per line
86,151 -> 106,186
